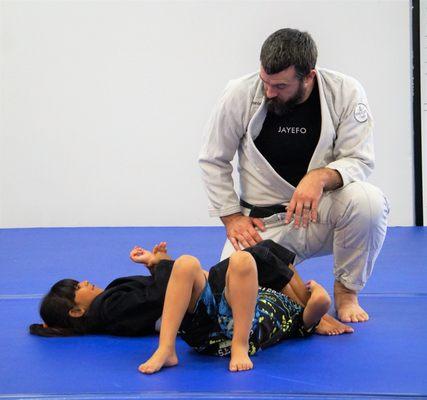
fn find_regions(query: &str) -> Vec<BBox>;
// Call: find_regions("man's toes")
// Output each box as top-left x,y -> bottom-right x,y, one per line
357,312 -> 369,322
339,314 -> 352,323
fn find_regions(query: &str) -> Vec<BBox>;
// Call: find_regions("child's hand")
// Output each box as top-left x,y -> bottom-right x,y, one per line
153,242 -> 168,255
130,246 -> 154,265
130,242 -> 171,268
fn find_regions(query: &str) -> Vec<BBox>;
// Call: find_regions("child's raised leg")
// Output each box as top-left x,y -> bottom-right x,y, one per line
139,255 -> 207,374
224,251 -> 258,372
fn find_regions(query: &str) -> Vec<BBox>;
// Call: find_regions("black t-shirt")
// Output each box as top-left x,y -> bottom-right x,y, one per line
254,80 -> 321,187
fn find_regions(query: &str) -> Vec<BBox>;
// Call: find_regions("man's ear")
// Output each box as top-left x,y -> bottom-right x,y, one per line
68,307 -> 86,318
304,69 -> 316,83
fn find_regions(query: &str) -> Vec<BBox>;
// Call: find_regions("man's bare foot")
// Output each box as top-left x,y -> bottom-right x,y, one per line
334,280 -> 369,323
315,314 -> 354,335
138,348 -> 178,374
229,343 -> 253,372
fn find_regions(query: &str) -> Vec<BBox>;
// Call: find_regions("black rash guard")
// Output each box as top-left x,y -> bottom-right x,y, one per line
255,81 -> 321,187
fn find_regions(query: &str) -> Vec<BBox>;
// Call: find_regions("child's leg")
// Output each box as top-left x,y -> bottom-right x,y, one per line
224,251 -> 258,372
139,255 -> 207,374
301,280 -> 331,329
284,265 -> 354,335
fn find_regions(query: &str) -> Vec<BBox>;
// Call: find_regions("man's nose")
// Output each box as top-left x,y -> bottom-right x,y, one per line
264,84 -> 277,99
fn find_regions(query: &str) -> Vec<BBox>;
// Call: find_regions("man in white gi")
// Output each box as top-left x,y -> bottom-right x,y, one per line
199,28 -> 389,333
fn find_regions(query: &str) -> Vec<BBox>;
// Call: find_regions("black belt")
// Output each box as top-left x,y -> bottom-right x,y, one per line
240,199 -> 287,218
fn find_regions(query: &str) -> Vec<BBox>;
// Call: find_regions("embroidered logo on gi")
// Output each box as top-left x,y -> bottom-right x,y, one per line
354,103 -> 368,123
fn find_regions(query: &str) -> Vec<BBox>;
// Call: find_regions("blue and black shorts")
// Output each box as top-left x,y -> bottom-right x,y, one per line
179,281 -> 315,357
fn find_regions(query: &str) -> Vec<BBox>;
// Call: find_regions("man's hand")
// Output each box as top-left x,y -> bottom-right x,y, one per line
221,213 -> 265,251
285,168 -> 343,228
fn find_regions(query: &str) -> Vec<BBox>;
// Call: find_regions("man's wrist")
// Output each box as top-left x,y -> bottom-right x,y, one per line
309,168 -> 343,191
220,212 -> 243,225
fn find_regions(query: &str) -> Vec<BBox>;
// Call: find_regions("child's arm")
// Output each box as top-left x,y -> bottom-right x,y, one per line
282,264 -> 311,306
301,280 -> 331,329
283,265 -> 354,335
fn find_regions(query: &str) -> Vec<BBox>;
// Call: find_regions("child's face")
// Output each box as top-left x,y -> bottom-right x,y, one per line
74,280 -> 104,310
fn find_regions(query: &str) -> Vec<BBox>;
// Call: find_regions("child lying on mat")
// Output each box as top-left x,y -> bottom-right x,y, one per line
138,243 -> 332,373
30,240 -> 352,370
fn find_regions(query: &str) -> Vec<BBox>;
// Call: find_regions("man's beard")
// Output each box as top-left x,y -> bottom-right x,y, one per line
265,80 -> 306,116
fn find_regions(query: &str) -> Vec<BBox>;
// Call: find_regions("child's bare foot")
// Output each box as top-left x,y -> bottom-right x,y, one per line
138,348 -> 178,374
315,314 -> 354,335
334,281 -> 369,323
229,343 -> 253,372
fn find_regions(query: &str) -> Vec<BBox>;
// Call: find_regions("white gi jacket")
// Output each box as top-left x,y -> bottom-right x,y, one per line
199,68 -> 374,218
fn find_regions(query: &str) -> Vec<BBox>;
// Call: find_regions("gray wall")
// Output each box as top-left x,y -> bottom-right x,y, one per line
0,0 -> 413,227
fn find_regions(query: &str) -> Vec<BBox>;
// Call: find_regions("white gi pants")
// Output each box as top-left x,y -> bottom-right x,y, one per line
220,182 -> 390,292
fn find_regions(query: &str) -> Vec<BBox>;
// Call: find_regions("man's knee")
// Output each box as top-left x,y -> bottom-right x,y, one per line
174,255 -> 202,275
228,251 -> 257,276
341,182 -> 389,224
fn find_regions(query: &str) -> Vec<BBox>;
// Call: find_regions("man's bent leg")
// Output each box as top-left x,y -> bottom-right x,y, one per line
323,182 -> 389,322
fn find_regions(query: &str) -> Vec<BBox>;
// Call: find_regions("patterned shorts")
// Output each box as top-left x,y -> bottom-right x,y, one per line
179,282 -> 315,357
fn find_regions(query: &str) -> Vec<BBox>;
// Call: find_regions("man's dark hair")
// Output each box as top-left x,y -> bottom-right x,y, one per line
260,28 -> 318,78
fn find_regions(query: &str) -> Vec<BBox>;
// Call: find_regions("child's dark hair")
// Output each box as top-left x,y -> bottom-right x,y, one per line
29,279 -> 93,337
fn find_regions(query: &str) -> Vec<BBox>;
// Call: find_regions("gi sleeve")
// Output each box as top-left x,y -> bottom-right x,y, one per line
326,79 -> 375,186
198,80 -> 248,217
97,262 -> 174,336
151,259 -> 174,293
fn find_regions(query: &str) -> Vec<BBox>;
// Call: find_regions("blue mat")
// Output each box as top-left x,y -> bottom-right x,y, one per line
0,227 -> 426,399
